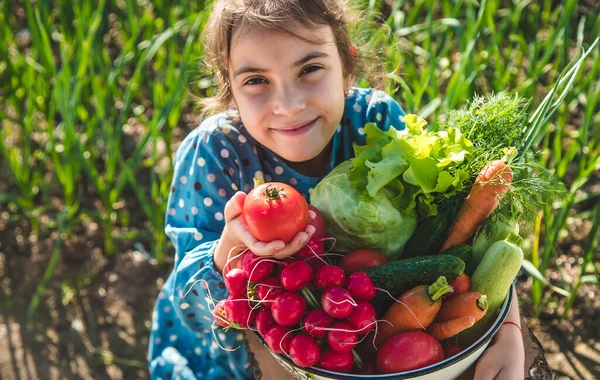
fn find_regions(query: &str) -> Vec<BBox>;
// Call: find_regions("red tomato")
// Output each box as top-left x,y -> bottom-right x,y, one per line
307,204 -> 327,239
242,182 -> 308,243
338,249 -> 388,274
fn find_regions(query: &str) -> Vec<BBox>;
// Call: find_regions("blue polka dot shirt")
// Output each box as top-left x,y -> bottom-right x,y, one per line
148,87 -> 406,379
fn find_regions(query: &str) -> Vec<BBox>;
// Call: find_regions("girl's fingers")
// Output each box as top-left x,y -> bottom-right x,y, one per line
273,230 -> 313,259
224,192 -> 246,223
232,219 -> 316,258
228,218 -> 260,251
304,224 -> 316,235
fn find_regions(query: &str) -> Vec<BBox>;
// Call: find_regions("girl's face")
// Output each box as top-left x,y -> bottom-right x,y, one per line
228,23 -> 352,169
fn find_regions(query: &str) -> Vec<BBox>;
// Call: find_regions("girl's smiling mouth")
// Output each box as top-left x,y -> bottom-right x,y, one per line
274,117 -> 319,136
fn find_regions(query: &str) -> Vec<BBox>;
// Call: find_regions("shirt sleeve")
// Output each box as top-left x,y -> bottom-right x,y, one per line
365,89 -> 407,132
164,117 -> 243,333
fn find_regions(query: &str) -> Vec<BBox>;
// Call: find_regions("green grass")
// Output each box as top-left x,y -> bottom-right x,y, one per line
1,0 -> 598,319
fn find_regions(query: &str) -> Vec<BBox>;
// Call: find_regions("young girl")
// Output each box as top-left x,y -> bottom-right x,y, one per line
148,1 -> 525,379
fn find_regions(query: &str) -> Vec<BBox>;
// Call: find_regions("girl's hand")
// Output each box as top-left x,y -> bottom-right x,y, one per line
473,323 -> 525,380
215,192 -> 316,273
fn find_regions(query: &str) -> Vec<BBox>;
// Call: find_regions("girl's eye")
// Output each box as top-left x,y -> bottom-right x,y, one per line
244,77 -> 268,86
301,65 -> 322,76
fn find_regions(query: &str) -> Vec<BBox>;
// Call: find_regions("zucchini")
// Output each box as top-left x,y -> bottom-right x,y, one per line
440,244 -> 472,264
403,212 -> 453,257
468,217 -> 519,274
362,254 -> 465,315
459,233 -> 523,346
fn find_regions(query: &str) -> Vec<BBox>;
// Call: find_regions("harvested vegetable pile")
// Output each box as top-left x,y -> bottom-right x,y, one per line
206,45 -> 597,376
311,93 -> 559,261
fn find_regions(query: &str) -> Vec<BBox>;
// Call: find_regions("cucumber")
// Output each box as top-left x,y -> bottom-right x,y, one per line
468,217 -> 519,274
403,212 -> 453,257
440,244 -> 473,264
362,254 -> 465,315
459,233 -> 523,346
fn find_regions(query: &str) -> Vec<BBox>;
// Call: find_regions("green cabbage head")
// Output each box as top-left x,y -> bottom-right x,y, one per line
310,161 -> 417,258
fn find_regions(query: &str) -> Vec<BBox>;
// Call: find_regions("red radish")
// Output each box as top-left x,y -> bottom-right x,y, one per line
256,307 -> 277,337
322,287 -> 355,319
225,297 -> 256,329
275,257 -> 295,277
440,160 -> 513,252
339,249 -> 387,274
256,277 -> 284,308
295,238 -> 325,261
272,292 -> 306,327
307,204 -> 327,239
327,322 -> 358,353
346,302 -> 376,335
265,325 -> 294,355
318,347 -> 354,373
236,250 -> 250,270
346,272 -> 376,301
213,299 -> 229,328
443,341 -> 462,359
376,331 -> 444,374
224,268 -> 247,298
314,265 -> 346,290
309,257 -> 327,272
289,334 -> 321,367
280,261 -> 313,291
302,309 -> 334,339
242,253 -> 274,282
447,273 -> 471,299
242,181 -> 309,243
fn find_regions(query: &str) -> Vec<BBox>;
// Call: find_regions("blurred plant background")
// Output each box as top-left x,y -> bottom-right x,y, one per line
0,0 -> 598,378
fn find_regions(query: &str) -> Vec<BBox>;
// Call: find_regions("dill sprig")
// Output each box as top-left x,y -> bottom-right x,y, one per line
435,92 -> 565,222
444,92 -> 530,149
432,34 -> 598,221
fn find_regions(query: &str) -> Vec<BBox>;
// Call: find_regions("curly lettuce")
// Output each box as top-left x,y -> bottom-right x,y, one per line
311,115 -> 474,258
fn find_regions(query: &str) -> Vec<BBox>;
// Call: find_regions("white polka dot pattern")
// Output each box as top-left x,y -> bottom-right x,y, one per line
151,88 -> 407,379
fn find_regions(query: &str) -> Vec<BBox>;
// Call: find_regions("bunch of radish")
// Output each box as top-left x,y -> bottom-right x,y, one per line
213,233 -> 381,373
210,180 -> 492,375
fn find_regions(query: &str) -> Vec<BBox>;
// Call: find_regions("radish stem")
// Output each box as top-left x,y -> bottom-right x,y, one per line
301,287 -> 320,309
352,349 -> 363,368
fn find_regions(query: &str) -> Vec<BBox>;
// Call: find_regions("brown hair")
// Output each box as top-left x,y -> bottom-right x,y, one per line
198,0 -> 383,114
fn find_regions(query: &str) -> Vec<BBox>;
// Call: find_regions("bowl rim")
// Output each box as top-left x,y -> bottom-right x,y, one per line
259,283 -> 514,379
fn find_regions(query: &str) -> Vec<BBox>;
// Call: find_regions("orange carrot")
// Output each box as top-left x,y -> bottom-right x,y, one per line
427,316 -> 476,341
440,160 -> 513,252
446,273 -> 470,299
435,292 -> 488,322
375,277 -> 452,347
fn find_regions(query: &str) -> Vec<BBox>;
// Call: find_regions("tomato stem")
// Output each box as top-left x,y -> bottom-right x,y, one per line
264,185 -> 285,200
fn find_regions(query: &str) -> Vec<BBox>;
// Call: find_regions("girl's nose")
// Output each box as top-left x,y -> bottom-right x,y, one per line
271,83 -> 306,116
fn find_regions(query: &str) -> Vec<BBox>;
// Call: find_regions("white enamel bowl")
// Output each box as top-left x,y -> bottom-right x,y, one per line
259,284 -> 514,380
